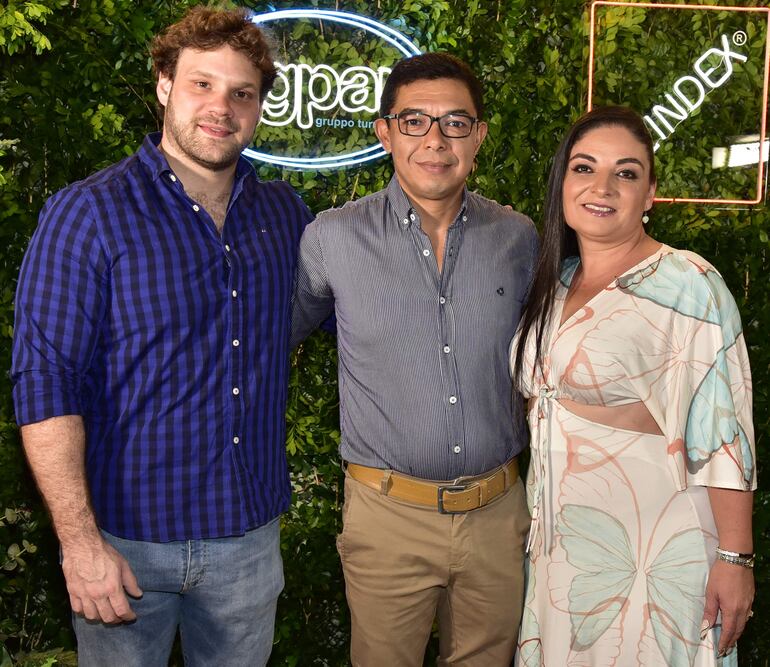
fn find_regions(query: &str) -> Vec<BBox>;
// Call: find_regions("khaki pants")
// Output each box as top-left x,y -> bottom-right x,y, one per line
337,472 -> 530,667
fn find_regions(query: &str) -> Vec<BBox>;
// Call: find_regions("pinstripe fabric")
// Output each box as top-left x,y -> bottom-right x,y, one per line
12,134 -> 312,542
292,177 -> 538,480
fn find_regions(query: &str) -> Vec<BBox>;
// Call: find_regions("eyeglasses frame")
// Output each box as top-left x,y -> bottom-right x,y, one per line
380,111 -> 481,138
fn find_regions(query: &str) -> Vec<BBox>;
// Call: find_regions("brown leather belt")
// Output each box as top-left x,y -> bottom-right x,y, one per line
346,458 -> 519,514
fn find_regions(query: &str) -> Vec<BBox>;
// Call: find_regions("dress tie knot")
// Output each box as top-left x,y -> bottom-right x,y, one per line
538,385 -> 556,399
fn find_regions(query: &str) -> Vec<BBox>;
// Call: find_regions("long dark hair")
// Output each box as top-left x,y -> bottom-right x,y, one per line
512,106 -> 657,386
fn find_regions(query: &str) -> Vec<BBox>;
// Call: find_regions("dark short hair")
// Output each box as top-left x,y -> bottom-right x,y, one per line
150,6 -> 277,100
512,106 -> 657,385
379,52 -> 485,119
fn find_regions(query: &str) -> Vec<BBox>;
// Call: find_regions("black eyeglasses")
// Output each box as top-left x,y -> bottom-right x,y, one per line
381,111 -> 479,138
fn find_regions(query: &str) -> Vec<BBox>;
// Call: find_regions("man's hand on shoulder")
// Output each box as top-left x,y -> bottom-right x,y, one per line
61,535 -> 142,623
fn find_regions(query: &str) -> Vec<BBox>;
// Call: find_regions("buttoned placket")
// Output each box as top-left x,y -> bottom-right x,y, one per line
164,168 -> 245,453
405,207 -> 468,478
220,190 -> 245,455
227,231 -> 243,450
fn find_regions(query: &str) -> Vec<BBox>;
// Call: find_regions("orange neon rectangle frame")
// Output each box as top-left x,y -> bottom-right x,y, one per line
588,1 -> 770,205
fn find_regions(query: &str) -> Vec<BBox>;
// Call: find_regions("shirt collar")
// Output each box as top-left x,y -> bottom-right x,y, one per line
138,133 -> 169,181
138,132 -> 256,191
386,175 -> 468,232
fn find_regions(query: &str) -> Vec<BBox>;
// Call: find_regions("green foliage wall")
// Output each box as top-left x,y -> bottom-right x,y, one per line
591,4 -> 767,201
0,1 -> 767,665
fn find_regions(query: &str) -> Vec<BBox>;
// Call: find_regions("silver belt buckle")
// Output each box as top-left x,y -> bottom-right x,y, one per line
437,483 -> 468,514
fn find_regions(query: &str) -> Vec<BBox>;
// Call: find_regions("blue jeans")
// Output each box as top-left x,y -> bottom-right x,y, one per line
73,518 -> 283,667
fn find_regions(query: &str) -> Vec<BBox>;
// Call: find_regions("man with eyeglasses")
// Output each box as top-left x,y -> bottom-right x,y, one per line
291,52 -> 537,666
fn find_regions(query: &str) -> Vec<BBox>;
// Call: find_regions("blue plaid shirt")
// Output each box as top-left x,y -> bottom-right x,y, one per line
12,134 -> 312,542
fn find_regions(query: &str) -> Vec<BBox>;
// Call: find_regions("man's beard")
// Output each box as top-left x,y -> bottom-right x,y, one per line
163,95 -> 247,171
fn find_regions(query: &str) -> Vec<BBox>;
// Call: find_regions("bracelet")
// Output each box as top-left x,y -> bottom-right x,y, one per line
716,547 -> 755,569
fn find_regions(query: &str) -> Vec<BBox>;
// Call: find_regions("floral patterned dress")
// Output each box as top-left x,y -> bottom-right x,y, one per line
512,246 -> 755,667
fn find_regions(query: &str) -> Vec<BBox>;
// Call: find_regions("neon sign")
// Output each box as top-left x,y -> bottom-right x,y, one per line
261,63 -> 391,130
644,33 -> 748,151
244,9 -> 421,170
588,1 -> 770,205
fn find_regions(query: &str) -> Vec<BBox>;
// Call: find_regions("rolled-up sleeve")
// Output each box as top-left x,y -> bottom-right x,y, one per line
12,186 -> 108,425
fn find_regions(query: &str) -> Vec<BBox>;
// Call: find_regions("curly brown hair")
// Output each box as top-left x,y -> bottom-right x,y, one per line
150,6 -> 277,100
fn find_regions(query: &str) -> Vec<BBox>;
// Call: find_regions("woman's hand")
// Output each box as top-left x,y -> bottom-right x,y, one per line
705,487 -> 755,657
702,559 -> 754,657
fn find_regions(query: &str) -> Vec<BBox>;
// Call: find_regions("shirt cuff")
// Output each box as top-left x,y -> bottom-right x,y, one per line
12,373 -> 83,426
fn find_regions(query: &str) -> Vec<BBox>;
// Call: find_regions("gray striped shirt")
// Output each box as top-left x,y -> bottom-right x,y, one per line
292,177 -> 538,479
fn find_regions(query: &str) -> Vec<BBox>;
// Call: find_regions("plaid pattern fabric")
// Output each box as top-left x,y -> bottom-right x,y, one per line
12,134 -> 312,542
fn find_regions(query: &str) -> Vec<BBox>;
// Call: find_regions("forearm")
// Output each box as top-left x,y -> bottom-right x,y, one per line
21,415 -> 100,547
704,487 -> 754,654
20,415 -> 141,622
707,487 -> 753,553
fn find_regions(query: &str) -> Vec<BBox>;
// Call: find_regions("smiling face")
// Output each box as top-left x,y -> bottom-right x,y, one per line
562,124 -> 656,246
374,77 -> 487,211
156,45 -> 262,172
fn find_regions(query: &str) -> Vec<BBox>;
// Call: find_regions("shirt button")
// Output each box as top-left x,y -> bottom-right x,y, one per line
439,296 -> 446,305
409,213 -> 416,221
232,290 -> 238,298
443,345 -> 451,354
462,215 -> 467,222
449,395 -> 457,404
169,174 -> 177,182
232,387 -> 240,395
402,218 -> 409,225
233,339 -> 240,347
453,445 -> 461,454
225,244 -> 231,252
192,204 -> 200,212
233,436 -> 240,444
422,249 -> 430,257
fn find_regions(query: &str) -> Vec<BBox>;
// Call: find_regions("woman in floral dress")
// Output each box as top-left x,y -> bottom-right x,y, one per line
511,106 -> 755,666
